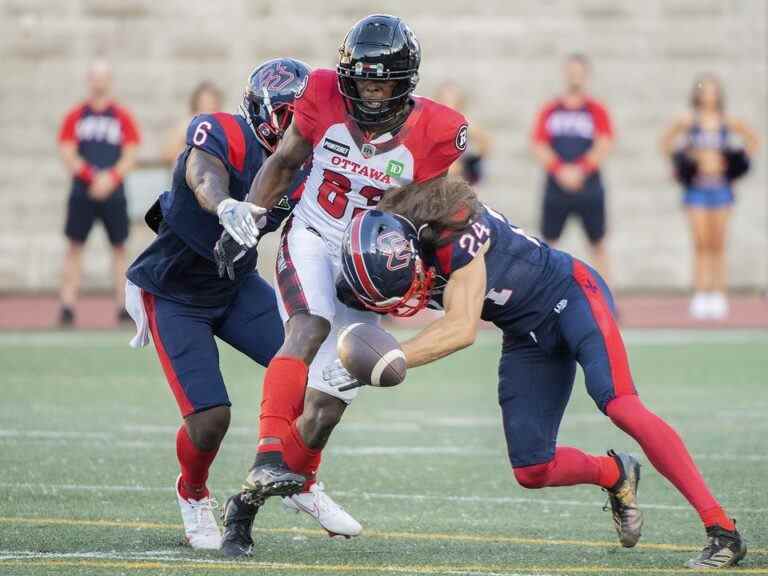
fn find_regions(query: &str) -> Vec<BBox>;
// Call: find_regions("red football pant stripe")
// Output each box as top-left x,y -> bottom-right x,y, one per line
143,291 -> 195,417
572,260 -> 636,397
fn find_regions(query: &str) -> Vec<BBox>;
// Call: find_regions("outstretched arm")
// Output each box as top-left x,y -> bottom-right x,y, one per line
246,122 -> 313,209
185,147 -> 230,214
187,147 -> 262,247
401,243 -> 488,368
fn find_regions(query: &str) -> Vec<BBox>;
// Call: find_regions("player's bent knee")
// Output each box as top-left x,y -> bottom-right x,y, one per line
185,405 -> 231,452
282,313 -> 331,363
513,461 -> 552,489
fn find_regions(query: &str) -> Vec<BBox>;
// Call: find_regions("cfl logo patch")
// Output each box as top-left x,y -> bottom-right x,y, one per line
455,124 -> 469,151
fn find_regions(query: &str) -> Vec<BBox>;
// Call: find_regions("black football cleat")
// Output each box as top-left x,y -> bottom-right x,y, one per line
604,449 -> 643,547
220,492 -> 258,558
241,460 -> 305,506
685,524 -> 746,569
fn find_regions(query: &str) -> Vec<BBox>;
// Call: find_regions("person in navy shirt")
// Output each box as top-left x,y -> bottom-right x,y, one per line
125,58 -> 310,551
57,60 -> 140,326
531,53 -> 614,282
329,177 -> 746,570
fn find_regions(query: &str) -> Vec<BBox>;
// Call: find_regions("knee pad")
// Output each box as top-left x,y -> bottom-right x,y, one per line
513,461 -> 553,489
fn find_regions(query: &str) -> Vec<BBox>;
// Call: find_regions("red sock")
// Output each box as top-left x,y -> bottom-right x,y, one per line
513,447 -> 619,489
176,425 -> 218,500
258,356 -> 308,454
607,395 -> 735,531
283,420 -> 322,491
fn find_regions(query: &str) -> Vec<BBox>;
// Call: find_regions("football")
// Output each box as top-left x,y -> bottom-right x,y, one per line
337,323 -> 407,387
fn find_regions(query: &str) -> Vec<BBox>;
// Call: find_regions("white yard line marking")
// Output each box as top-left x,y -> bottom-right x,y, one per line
0,482 -> 764,514
0,329 -> 767,348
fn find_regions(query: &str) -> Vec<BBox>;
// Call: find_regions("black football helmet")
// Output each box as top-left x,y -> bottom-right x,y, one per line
337,14 -> 421,128
241,58 -> 311,154
338,210 -> 433,317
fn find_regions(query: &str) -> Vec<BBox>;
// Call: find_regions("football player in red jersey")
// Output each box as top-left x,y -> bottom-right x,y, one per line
217,14 -> 469,556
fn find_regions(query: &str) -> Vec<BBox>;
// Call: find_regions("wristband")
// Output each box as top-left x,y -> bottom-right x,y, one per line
576,157 -> 598,175
76,164 -> 94,184
546,158 -> 563,175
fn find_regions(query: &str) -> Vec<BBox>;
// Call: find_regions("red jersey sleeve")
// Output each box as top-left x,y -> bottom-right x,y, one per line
114,105 -> 141,145
413,103 -> 468,183
58,104 -> 84,143
531,101 -> 557,144
292,69 -> 338,145
587,99 -> 613,139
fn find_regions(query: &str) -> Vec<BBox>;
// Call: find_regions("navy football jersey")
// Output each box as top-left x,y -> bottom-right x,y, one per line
422,206 -> 573,335
127,112 -> 303,306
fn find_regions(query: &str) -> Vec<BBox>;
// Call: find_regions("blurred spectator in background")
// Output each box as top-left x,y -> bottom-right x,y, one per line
434,81 -> 492,185
661,74 -> 759,320
57,60 -> 141,326
531,53 -> 614,281
161,81 -> 222,165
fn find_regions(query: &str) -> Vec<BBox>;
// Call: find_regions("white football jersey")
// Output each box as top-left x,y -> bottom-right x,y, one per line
291,69 -> 468,249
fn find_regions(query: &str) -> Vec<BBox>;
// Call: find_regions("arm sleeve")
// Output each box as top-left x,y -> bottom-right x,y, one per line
531,103 -> 553,144
589,100 -> 613,138
116,106 -> 141,145
414,114 -> 469,183
58,107 -> 81,143
292,72 -> 320,144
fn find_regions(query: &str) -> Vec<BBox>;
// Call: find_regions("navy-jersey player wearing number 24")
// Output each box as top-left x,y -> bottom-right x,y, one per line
331,177 -> 746,570
125,58 -> 311,551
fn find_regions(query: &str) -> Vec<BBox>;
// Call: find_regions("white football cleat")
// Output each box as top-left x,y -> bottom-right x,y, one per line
282,482 -> 362,537
175,474 -> 222,549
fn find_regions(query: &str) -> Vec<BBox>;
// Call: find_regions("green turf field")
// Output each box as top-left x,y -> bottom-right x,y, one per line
0,329 -> 766,575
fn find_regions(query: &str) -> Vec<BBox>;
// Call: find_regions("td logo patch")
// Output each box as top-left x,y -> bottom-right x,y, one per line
455,124 -> 469,151
386,160 -> 405,178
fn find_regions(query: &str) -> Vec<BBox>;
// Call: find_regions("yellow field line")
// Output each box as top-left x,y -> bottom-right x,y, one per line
1,516 -> 766,557
0,558 -> 767,575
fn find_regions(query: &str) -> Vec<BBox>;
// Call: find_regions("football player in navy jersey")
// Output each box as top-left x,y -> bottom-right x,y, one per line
125,58 -> 310,551
329,177 -> 746,570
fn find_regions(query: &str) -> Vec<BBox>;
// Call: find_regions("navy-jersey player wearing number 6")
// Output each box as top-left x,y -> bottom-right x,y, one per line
330,177 -> 746,570
125,58 -> 310,551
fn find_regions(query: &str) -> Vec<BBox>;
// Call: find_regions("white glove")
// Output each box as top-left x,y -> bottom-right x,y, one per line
216,198 -> 267,248
322,359 -> 363,392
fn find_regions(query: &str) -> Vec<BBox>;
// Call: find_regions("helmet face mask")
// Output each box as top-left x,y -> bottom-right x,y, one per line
337,14 -> 421,128
240,58 -> 311,155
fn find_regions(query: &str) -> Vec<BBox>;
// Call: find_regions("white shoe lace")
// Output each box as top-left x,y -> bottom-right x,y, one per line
189,497 -> 219,531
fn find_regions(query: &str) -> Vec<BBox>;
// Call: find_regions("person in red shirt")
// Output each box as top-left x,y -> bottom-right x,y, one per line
531,53 -> 614,281
57,60 -> 141,326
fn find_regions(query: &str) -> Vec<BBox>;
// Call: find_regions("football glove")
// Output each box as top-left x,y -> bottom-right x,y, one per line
214,230 -> 247,281
216,198 -> 267,248
322,359 -> 364,392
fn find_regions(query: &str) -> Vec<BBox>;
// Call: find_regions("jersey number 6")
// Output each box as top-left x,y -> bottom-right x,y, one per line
192,121 -> 213,146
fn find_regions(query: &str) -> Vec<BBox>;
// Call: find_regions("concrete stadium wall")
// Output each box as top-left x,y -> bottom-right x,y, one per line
1,0 -> 766,292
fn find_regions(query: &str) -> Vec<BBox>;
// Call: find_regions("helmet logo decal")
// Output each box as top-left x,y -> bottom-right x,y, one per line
385,160 -> 404,178
258,62 -> 296,92
376,231 -> 411,272
294,75 -> 308,99
455,124 -> 469,151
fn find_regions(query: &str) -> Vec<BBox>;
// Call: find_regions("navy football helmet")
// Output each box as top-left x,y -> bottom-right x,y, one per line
241,58 -> 311,155
337,14 -> 421,128
338,210 -> 433,317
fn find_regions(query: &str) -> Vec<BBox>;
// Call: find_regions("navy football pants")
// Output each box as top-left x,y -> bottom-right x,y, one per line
498,260 -> 636,467
143,274 -> 284,417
